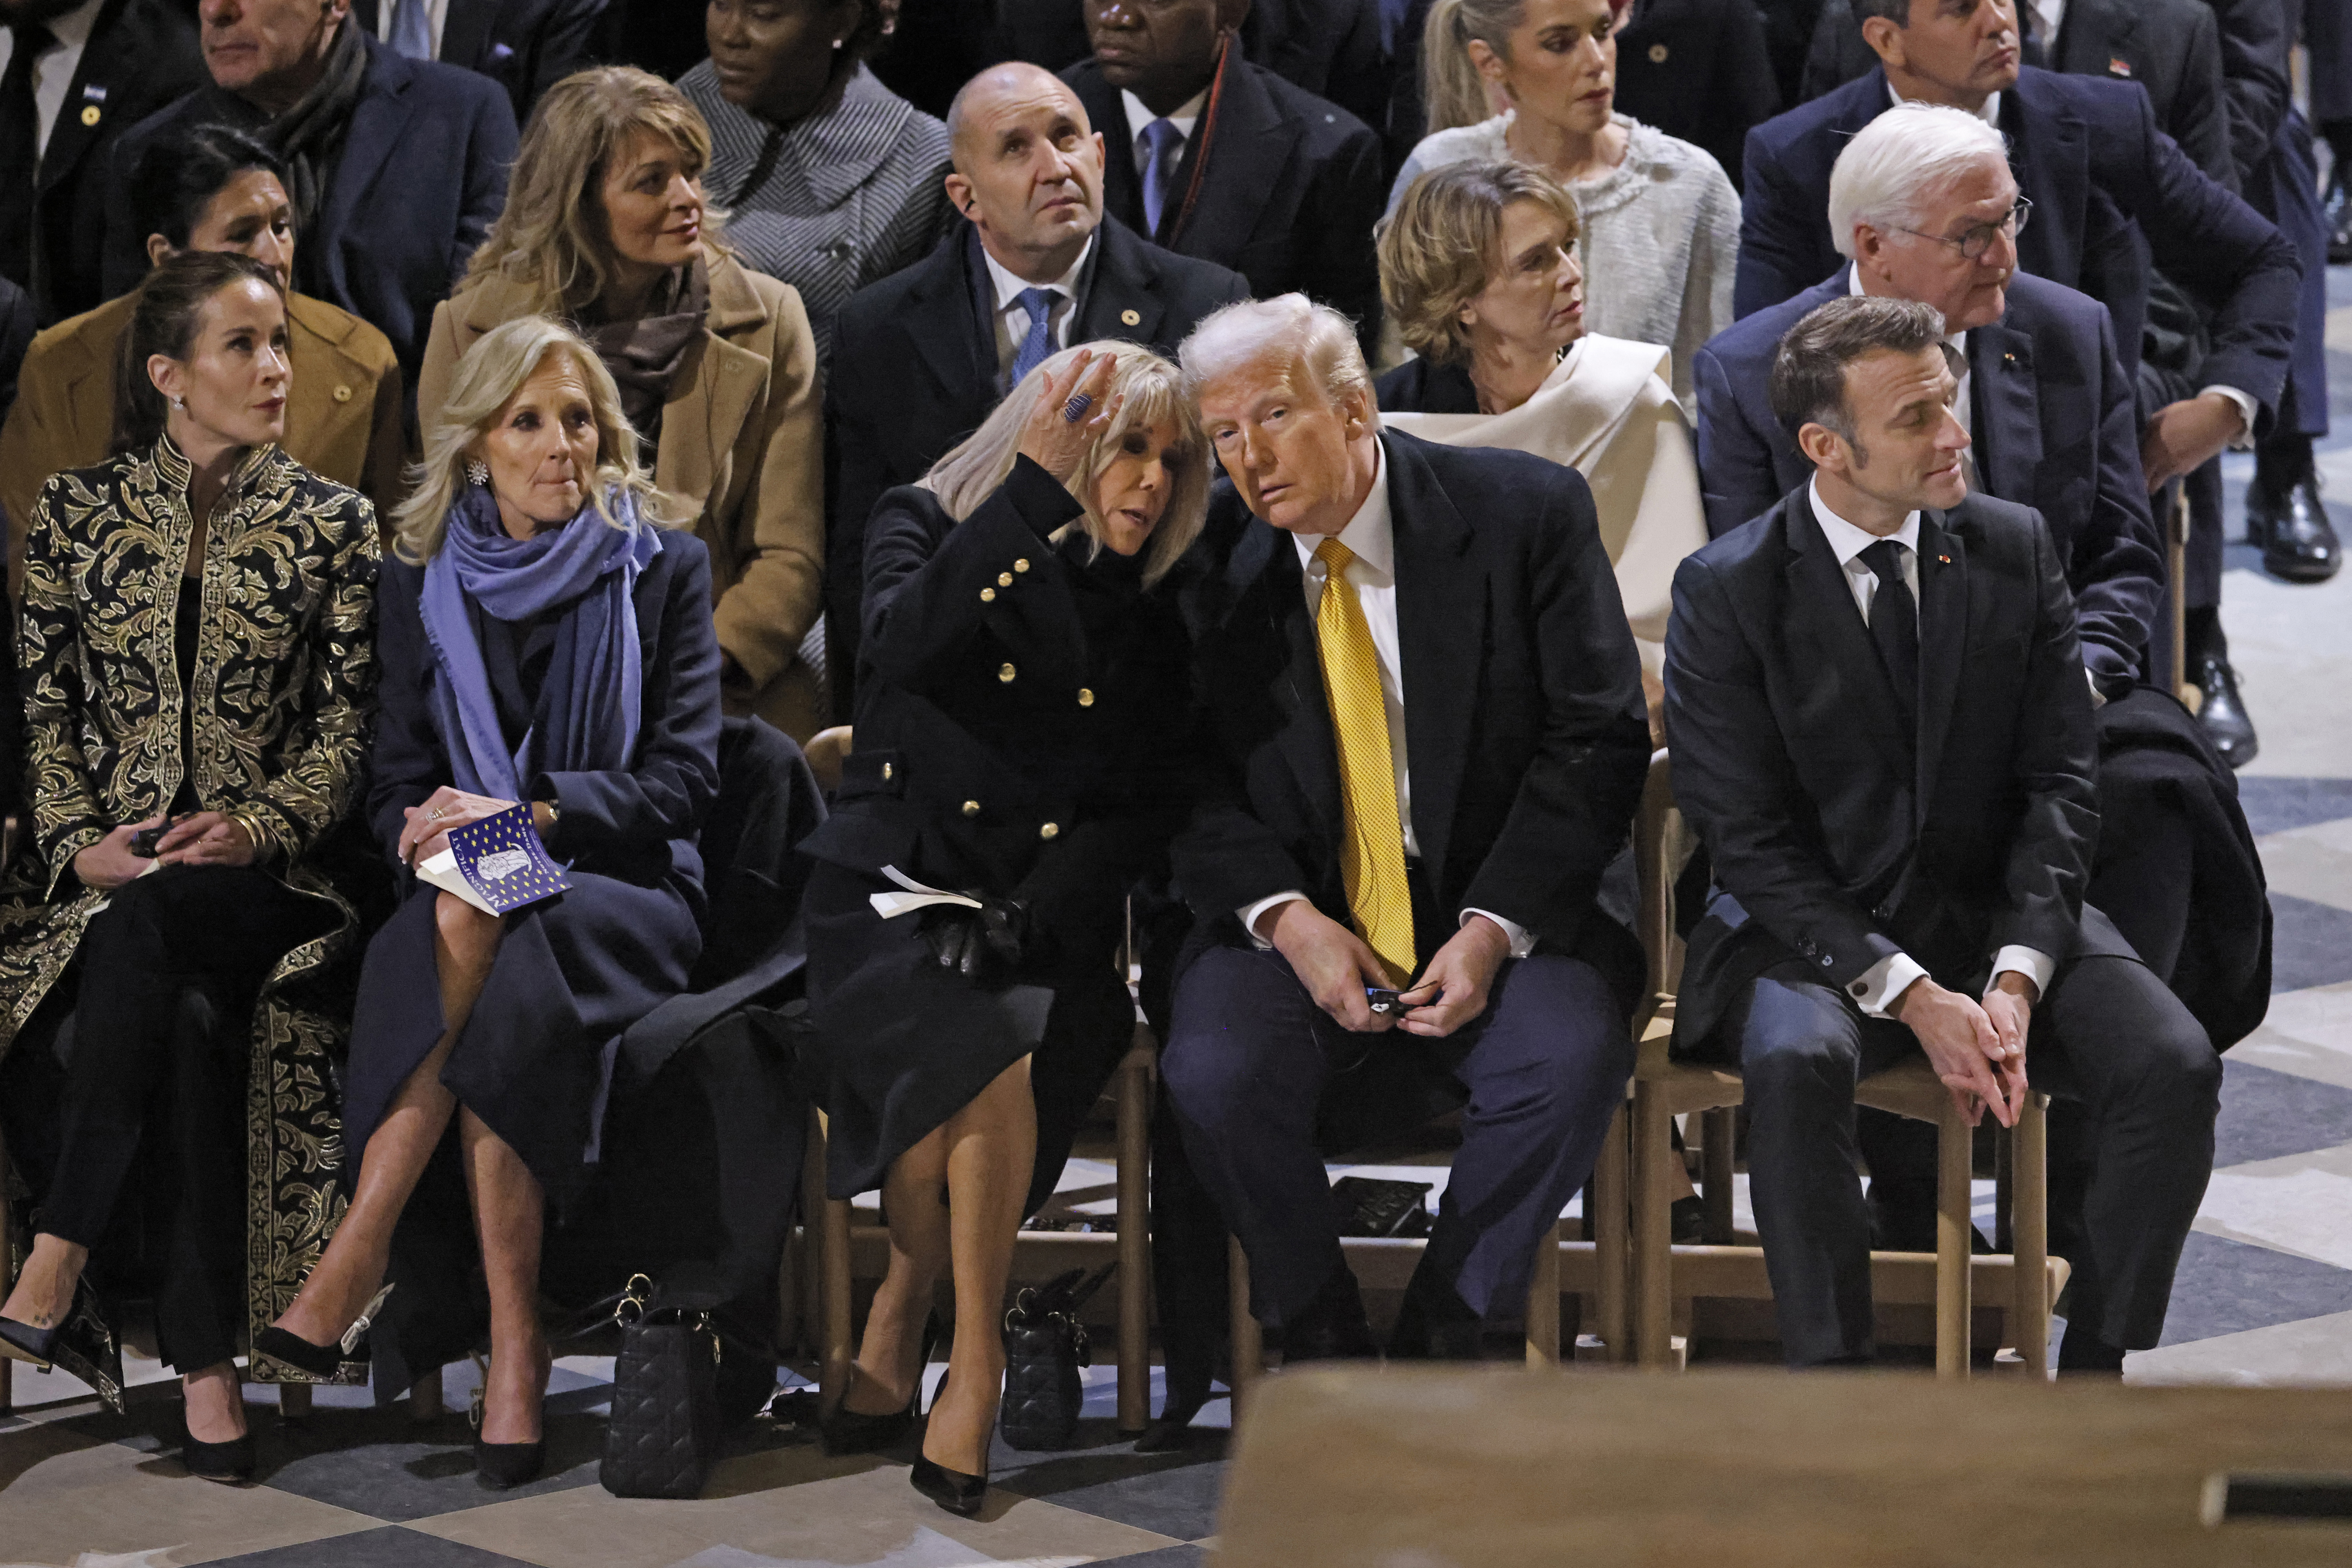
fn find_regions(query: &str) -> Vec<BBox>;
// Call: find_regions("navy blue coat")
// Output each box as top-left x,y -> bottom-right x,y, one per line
104,31 -> 517,390
1733,64 -> 2301,425
1692,266 -> 2162,686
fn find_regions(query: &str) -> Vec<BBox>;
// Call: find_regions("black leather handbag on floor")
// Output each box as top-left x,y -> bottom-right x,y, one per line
601,1273 -> 724,1499
998,1263 -> 1115,1451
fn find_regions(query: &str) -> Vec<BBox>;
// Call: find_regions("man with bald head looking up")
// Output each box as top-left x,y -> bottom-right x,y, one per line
824,61 -> 1247,719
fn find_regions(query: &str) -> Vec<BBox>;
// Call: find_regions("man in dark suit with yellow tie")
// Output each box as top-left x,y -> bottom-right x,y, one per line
1161,294 -> 1650,1361
1664,295 -> 2221,1372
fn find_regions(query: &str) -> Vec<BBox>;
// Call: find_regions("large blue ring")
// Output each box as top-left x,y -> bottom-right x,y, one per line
1062,392 -> 1094,423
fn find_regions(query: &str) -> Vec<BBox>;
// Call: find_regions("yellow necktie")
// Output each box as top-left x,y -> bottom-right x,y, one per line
1312,538 -> 1416,985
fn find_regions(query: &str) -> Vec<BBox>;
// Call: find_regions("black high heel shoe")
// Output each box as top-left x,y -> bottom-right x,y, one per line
820,1312 -> 941,1456
180,1412 -> 256,1483
251,1283 -> 392,1381
0,1277 -> 124,1414
469,1350 -> 547,1490
909,1356 -> 991,1519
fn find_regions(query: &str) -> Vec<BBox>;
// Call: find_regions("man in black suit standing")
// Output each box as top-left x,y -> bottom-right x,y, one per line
1161,293 -> 1649,1360
0,0 -> 204,323
826,61 -> 1247,719
1665,295 -> 2220,1372
350,0 -> 604,123
1063,0 -> 1385,347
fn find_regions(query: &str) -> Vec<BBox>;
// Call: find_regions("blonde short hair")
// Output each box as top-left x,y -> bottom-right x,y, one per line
1380,161 -> 1580,367
394,317 -> 686,563
459,67 -> 731,318
928,341 -> 1208,588
1178,294 -> 1377,425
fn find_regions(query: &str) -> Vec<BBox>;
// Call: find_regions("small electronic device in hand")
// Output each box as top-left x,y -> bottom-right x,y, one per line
1365,987 -> 1402,1016
130,816 -> 189,858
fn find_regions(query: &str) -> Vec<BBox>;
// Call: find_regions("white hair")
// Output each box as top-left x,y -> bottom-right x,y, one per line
1827,102 -> 2012,260
1177,293 -> 1379,425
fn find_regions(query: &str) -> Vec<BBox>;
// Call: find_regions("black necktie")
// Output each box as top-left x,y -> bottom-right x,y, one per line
1859,538 -> 1918,733
0,23 -> 56,289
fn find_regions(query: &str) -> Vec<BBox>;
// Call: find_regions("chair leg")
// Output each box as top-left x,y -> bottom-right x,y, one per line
798,1104 -> 827,1361
1631,1087 -> 1675,1368
1699,1106 -> 1737,1243
1115,1037 -> 1153,1435
812,1109 -> 855,1409
0,1121 -> 11,1415
279,1383 -> 314,1420
1592,1104 -> 1629,1363
2013,1092 -> 2051,1381
1525,1220 -> 1562,1366
1935,1103 -> 1974,1380
1227,1236 -> 1261,1417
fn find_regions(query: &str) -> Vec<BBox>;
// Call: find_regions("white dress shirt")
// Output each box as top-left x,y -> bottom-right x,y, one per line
2028,0 -> 2066,50
0,0 -> 102,162
373,0 -> 449,57
980,232 -> 1094,379
1807,479 -> 2057,1015
1240,443 -> 1536,961
1121,86 -> 1207,177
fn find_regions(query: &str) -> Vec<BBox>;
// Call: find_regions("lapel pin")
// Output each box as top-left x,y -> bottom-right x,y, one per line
1938,554 -> 1951,564
2109,56 -> 2133,78
1120,308 -> 1142,327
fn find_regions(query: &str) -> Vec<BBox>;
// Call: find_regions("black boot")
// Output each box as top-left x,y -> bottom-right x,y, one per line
1275,1259 -> 1377,1364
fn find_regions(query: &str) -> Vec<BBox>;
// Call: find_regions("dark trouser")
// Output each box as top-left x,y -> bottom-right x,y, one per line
1160,944 -> 1632,1328
39,865 -> 328,1372
1737,953 -> 2219,1367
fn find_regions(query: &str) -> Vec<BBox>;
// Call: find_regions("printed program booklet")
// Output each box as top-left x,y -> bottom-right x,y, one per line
416,802 -> 569,915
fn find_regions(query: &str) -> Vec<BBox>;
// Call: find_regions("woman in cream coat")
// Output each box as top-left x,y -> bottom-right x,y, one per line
1377,159 -> 1705,711
417,67 -> 826,740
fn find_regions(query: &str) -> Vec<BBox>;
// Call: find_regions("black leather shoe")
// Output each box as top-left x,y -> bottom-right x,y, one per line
911,1452 -> 989,1516
819,1313 -> 939,1456
2248,474 -> 2343,583
252,1284 -> 390,1382
1387,1264 -> 1485,1362
180,1415 -> 256,1482
1276,1262 -> 1378,1363
474,1434 -> 546,1490
2193,653 -> 2259,769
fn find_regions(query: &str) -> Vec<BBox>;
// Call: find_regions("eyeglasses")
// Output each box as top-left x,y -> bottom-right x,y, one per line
1894,196 -> 2032,262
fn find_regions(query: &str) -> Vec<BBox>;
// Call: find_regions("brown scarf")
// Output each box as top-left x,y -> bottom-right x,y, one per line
581,261 -> 710,444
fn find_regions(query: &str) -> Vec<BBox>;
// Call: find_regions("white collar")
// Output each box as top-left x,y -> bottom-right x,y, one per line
1886,78 -> 2000,129
1122,85 -> 1209,144
1847,262 -> 1969,360
1808,474 -> 1920,567
43,0 -> 104,49
1292,437 -> 1392,577
981,231 -> 1096,316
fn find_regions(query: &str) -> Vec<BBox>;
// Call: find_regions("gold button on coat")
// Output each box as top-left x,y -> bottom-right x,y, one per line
80,104 -> 100,126
1121,309 -> 1141,326
881,762 -> 894,780
962,799 -> 981,817
1013,558 -> 1030,573
998,663 -> 1016,682
332,385 -> 353,403
1648,42 -> 1668,61
1039,822 -> 1060,840
998,572 -> 1013,587
1077,688 -> 1095,707
980,587 -> 996,602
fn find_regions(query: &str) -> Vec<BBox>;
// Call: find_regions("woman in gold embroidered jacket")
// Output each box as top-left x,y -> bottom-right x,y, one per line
0,252 -> 378,1481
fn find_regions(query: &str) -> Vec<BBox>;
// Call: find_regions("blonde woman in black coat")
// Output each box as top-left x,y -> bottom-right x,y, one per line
799,341 -> 1205,1514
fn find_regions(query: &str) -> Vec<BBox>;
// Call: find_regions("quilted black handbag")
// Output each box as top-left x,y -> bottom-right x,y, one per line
998,1263 -> 1115,1451
601,1273 -> 724,1499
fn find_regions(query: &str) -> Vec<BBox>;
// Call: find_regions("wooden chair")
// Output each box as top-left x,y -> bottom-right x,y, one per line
1627,752 -> 2061,1377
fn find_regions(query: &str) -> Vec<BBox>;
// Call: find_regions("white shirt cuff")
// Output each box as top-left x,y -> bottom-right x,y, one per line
2201,385 -> 2257,450
1847,951 -> 1929,1017
1240,891 -> 1308,949
1987,945 -> 2056,1003
1461,907 -> 1534,959
2086,664 -> 2106,709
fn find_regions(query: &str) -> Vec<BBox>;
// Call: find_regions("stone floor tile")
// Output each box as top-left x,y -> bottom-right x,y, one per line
2256,817 -> 2352,913
2128,1307 -> 2352,1387
200,1525 -> 544,1567
2158,1230 -> 2352,1346
2230,980 -> 2352,1090
1083,1548 -> 1210,1568
2213,1058 -> 2352,1168
245,1383 -> 609,1521
2194,1140 -> 2352,1271
2259,893 -> 2352,993
2239,776 -> 2352,838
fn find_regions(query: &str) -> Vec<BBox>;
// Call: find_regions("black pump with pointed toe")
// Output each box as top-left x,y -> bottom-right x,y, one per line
180,1416 -> 257,1483
820,1313 -> 941,1456
252,1284 -> 392,1382
909,1355 -> 992,1517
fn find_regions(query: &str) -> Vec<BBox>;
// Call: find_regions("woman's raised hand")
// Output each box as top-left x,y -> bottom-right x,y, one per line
1016,349 -> 1123,487
397,786 -> 523,868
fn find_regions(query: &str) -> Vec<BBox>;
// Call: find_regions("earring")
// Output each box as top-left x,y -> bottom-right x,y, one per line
466,458 -> 490,486
832,36 -> 844,47
170,396 -> 186,410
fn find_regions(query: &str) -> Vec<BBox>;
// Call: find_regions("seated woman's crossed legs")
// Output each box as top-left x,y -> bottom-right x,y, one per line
271,892 -> 551,1442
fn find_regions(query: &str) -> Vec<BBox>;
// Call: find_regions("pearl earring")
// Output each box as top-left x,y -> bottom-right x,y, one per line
171,396 -> 186,410
466,458 -> 490,486
832,36 -> 845,47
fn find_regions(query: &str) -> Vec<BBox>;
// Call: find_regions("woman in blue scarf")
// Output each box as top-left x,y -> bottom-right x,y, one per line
255,318 -> 722,1490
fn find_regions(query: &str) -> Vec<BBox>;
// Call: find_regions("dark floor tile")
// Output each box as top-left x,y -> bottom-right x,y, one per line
990,1416 -> 1228,1541
206,1526 -> 541,1566
2159,1230 -> 2352,1347
1091,1547 -> 1212,1567
2215,1057 -> 2352,1167
250,1381 -> 609,1520
2237,777 -> 2352,838
2263,892 -> 2352,993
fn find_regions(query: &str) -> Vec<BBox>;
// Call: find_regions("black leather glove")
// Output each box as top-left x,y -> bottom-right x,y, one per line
920,893 -> 1034,983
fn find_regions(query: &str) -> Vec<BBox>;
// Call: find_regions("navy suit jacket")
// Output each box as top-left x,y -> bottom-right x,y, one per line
1693,267 -> 2162,686
1734,65 -> 2300,426
1171,431 -> 1650,988
105,32 -> 518,391
351,0 -> 606,122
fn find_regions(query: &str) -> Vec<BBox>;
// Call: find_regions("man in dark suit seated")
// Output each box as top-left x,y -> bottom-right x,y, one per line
1062,0 -> 1385,347
825,61 -> 1247,719
1612,0 -> 1783,194
103,0 -> 517,390
350,0 -> 605,124
1665,296 -> 2220,1373
1696,103 -> 2160,696
1160,294 -> 1649,1360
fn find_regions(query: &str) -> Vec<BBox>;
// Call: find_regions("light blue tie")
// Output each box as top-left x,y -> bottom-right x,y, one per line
1011,286 -> 1058,385
390,0 -> 433,59
1139,118 -> 1183,237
